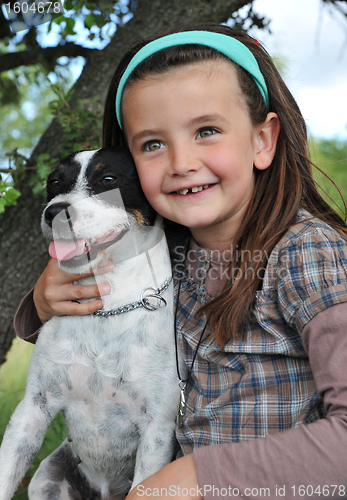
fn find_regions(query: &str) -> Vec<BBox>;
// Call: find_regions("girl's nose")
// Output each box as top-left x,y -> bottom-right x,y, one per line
169,146 -> 201,176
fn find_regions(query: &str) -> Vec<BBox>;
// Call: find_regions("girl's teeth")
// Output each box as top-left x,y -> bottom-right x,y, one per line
177,185 -> 210,195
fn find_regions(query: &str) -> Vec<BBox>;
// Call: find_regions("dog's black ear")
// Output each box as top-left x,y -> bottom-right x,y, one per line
99,147 -> 136,174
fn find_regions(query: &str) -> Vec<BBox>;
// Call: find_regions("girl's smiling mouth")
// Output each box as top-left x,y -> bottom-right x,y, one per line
171,183 -> 217,196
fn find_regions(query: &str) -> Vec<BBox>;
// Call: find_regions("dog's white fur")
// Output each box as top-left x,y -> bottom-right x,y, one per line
0,150 -> 185,499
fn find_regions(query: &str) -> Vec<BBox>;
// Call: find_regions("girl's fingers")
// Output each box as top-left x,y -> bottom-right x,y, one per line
49,297 -> 105,317
33,258 -> 113,323
47,282 -> 111,305
51,259 -> 114,285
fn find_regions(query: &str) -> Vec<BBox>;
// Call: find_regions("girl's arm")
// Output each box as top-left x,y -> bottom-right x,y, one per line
126,454 -> 202,500
14,258 -> 113,342
192,302 -> 347,499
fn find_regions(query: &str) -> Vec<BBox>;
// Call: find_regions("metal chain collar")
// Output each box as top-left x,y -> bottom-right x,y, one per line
93,277 -> 172,317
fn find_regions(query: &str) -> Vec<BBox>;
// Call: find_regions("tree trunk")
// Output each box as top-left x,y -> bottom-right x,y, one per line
0,0 -> 251,365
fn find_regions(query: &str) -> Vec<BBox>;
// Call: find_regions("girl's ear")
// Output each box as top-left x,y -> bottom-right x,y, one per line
253,112 -> 280,171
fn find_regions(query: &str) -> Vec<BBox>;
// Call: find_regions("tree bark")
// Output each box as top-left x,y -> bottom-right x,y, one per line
0,0 -> 251,365
0,43 -> 97,73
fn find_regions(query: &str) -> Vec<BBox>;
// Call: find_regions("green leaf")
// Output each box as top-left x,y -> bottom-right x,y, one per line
64,0 -> 84,11
0,198 -> 6,214
94,15 -> 107,28
37,163 -> 51,179
36,153 -> 51,162
50,12 -> 66,24
5,187 -> 21,205
51,14 -> 66,25
0,187 -> 21,211
84,14 -> 95,29
63,0 -> 74,10
11,168 -> 26,185
32,182 -> 45,195
64,18 -> 76,36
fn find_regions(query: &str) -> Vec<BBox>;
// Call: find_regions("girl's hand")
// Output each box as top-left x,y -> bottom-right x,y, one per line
127,454 -> 203,500
33,258 -> 113,324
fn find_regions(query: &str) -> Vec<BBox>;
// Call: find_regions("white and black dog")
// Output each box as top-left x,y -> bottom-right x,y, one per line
0,147 -> 185,500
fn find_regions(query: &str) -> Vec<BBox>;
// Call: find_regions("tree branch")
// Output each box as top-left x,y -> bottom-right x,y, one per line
0,42 -> 98,73
323,0 -> 347,16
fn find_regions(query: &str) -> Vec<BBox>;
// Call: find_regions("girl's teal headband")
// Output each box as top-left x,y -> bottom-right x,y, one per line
115,31 -> 269,128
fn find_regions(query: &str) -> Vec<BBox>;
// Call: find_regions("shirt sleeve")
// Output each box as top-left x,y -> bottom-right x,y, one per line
193,302 -> 347,498
13,288 -> 41,344
274,227 -> 347,332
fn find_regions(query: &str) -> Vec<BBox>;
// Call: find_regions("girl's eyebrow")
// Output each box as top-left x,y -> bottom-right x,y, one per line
186,114 -> 227,127
130,129 -> 161,146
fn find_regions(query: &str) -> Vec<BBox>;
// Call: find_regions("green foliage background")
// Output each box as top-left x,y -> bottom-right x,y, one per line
310,138 -> 347,215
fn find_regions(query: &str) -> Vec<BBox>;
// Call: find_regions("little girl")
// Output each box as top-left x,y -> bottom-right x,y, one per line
15,23 -> 347,499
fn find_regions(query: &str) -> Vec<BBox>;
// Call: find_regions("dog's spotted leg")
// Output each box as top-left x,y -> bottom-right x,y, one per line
131,419 -> 176,489
0,392 -> 61,499
28,440 -> 100,500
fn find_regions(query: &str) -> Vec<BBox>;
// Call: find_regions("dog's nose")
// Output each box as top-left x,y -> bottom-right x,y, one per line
45,202 -> 74,228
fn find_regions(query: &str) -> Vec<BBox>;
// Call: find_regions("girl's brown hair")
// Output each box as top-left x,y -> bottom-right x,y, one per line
102,23 -> 347,346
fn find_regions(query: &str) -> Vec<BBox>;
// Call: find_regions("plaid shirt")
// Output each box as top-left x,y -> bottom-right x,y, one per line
173,210 -> 347,455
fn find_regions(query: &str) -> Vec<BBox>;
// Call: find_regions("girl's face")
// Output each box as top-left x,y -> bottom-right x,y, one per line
122,60 -> 278,249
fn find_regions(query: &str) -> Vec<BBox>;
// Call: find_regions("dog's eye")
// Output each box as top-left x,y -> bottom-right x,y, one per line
50,179 -> 59,187
101,176 -> 117,184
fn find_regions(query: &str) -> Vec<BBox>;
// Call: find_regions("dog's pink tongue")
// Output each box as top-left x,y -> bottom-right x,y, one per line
49,239 -> 86,261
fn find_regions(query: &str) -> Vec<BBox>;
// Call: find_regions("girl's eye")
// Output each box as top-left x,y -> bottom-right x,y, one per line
197,128 -> 218,139
143,140 -> 163,152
